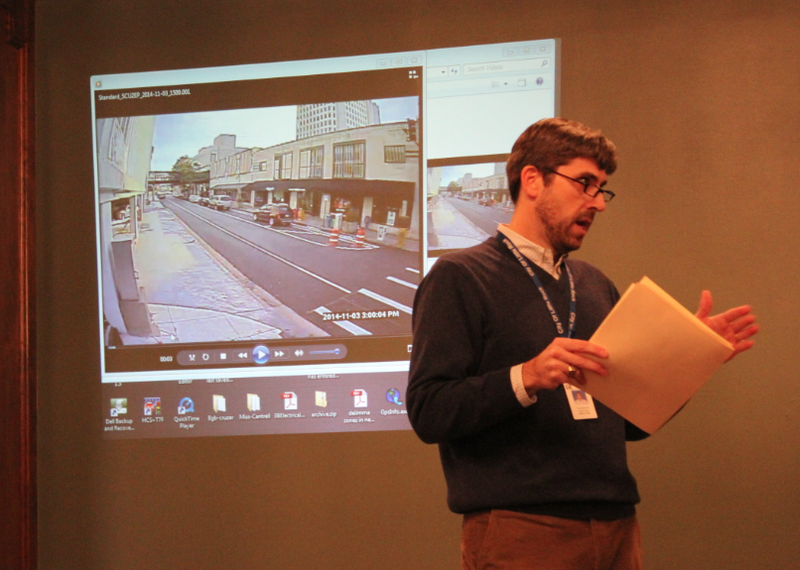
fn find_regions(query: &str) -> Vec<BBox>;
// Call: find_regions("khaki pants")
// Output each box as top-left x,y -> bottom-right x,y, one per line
461,510 -> 642,570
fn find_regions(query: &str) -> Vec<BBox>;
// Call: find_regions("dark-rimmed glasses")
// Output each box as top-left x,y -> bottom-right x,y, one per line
546,170 -> 615,203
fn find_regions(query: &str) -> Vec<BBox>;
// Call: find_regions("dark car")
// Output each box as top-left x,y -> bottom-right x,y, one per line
253,203 -> 293,226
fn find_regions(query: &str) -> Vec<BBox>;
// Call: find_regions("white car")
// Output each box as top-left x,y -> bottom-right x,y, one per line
210,195 -> 234,210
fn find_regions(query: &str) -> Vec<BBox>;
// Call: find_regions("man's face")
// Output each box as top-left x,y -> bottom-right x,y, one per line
534,157 -> 609,257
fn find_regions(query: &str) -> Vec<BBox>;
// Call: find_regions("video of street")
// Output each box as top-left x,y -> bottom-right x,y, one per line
96,95 -> 421,363
426,161 -> 512,257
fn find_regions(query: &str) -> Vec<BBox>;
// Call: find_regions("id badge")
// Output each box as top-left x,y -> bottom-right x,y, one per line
564,383 -> 598,420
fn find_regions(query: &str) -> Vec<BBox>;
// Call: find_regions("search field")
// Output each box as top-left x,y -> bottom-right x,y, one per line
461,57 -> 552,77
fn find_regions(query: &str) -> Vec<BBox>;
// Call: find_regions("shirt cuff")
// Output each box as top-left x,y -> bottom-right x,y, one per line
511,364 -> 537,407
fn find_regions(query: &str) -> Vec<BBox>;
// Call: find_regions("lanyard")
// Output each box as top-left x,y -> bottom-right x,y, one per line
496,231 -> 576,339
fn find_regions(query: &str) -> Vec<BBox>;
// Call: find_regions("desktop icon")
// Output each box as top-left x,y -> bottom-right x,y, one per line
247,393 -> 261,412
213,394 -> 227,413
352,389 -> 368,408
110,398 -> 127,417
315,391 -> 328,408
143,397 -> 162,416
385,388 -> 403,406
177,397 -> 195,414
282,391 -> 298,410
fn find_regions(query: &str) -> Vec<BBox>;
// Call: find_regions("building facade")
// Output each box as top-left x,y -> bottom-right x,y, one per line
460,163 -> 509,204
95,116 -> 157,338
209,120 -> 420,236
296,101 -> 380,140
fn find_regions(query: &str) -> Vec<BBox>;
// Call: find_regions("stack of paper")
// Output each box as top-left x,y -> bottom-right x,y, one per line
582,277 -> 733,434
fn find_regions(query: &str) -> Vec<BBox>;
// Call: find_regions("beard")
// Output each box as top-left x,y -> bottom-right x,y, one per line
535,188 -> 593,257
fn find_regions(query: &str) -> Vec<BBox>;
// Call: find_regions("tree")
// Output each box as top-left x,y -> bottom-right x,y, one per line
171,156 -> 207,194
447,180 -> 462,195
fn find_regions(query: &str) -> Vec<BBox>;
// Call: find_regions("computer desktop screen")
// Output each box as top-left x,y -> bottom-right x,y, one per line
92,38 -> 558,439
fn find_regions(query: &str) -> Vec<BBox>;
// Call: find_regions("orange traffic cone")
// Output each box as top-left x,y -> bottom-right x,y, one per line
328,227 -> 340,247
356,226 -> 366,248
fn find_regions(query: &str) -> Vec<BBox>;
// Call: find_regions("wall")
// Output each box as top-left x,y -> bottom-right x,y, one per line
36,1 -> 800,569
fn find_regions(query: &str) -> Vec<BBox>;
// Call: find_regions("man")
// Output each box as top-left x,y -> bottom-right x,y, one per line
407,118 -> 758,570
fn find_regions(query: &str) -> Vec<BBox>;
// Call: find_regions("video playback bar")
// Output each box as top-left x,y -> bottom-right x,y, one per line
176,344 -> 348,366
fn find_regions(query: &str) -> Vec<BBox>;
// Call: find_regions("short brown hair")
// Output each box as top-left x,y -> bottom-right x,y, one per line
506,118 -> 618,203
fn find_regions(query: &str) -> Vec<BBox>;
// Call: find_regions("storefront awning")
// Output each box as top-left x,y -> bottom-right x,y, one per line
243,178 -> 414,196
211,183 -> 249,192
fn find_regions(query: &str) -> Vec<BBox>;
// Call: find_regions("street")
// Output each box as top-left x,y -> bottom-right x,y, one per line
428,195 -> 512,250
445,196 -> 513,235
160,197 -> 419,338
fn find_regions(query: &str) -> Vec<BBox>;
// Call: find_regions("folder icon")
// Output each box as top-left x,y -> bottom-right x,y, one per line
315,391 -> 327,407
247,393 -> 260,412
213,394 -> 226,413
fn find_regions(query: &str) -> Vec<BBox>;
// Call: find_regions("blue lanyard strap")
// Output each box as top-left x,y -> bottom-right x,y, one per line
496,231 -> 576,339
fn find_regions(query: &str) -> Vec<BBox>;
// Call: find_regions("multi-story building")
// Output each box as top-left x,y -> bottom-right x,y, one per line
296,101 -> 380,140
460,163 -> 509,204
193,134 -> 247,170
209,119 -> 420,237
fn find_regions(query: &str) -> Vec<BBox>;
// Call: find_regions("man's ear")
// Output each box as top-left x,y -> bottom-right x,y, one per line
519,165 -> 545,201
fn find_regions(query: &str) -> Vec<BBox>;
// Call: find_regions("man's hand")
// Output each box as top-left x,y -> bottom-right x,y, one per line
521,338 -> 609,397
695,290 -> 759,362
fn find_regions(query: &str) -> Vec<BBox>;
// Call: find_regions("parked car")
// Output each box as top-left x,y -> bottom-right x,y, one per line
253,203 -> 293,226
188,194 -> 201,204
210,195 -> 234,210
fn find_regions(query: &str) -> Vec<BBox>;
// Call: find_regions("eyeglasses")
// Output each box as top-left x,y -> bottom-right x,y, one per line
546,170 -> 615,203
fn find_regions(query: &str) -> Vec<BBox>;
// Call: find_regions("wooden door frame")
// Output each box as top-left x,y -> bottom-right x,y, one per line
1,0 -> 37,568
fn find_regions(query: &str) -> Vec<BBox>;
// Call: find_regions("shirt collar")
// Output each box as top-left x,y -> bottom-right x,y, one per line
497,223 -> 565,278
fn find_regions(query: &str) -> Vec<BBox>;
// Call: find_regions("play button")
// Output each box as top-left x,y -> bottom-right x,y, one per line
252,345 -> 270,365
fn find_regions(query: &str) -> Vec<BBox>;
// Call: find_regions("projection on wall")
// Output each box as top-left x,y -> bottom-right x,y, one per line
92,39 -> 558,439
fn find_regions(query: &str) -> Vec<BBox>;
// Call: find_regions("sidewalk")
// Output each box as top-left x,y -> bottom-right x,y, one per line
121,200 -> 327,345
427,196 -> 492,249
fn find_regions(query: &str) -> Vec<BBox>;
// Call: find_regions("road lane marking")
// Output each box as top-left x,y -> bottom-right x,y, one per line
357,289 -> 413,314
169,202 -> 352,294
185,203 -> 379,249
386,276 -> 418,290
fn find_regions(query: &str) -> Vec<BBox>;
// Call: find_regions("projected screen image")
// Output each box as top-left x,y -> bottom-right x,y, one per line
426,161 -> 514,256
92,39 -> 558,439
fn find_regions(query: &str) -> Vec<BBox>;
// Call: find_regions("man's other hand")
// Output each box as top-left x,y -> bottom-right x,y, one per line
695,290 -> 759,362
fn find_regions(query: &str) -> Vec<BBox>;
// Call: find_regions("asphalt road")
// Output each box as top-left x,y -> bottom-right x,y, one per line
445,196 -> 512,233
162,197 -> 419,338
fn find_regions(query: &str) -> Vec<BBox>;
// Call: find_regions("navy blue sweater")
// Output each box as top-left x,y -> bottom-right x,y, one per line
407,238 -> 648,520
